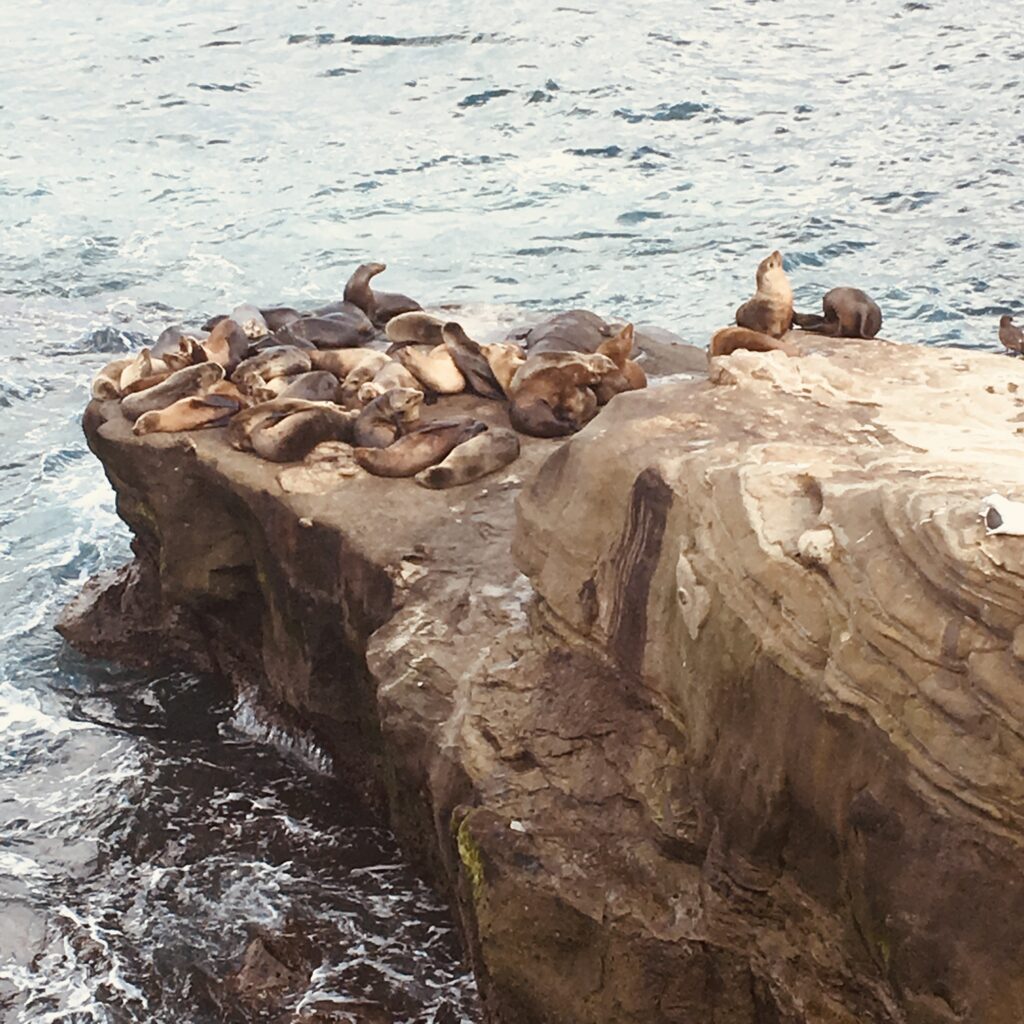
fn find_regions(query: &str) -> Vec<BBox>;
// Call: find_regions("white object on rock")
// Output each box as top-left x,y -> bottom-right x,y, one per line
509,819 -> 527,833
979,493 -> 1024,536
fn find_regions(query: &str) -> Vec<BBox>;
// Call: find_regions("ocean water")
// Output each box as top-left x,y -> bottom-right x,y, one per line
0,0 -> 1021,1020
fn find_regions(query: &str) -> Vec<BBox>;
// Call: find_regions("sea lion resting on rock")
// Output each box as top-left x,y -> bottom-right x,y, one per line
354,419 -> 486,478
508,352 -> 615,438
415,427 -> 520,489
385,311 -> 447,348
394,343 -> 466,394
442,323 -> 504,399
344,262 -> 422,326
352,387 -> 423,448
481,342 -> 526,396
121,363 -> 225,422
278,311 -> 374,350
92,357 -> 133,400
228,399 -> 327,452
249,405 -> 356,463
233,346 -> 313,394
735,250 -> 793,339
202,318 -> 250,374
262,370 -> 339,403
260,306 -> 303,332
792,287 -> 882,339
120,349 -> 169,392
132,382 -> 248,436
310,349 -> 389,379
517,310 -> 614,355
709,327 -> 799,358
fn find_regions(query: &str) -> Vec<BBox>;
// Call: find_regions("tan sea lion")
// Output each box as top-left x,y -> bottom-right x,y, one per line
792,287 -> 882,339
161,335 -> 208,372
508,352 -> 615,438
232,347 -> 313,392
343,262 -> 422,326
352,387 -> 422,448
370,360 -> 420,393
277,441 -> 362,493
121,362 -> 225,421
309,349 -> 389,379
999,315 -> 1023,355
385,310 -> 447,348
119,349 -> 168,392
442,322 -> 504,399
202,317 -> 250,373
354,419 -> 486,478
91,358 -> 132,400
249,405 -> 357,462
120,370 -> 174,396
480,342 -> 526,396
735,250 -> 793,338
593,323 -> 646,404
132,384 -> 246,436
395,343 -> 466,394
415,427 -> 520,488
709,326 -> 799,358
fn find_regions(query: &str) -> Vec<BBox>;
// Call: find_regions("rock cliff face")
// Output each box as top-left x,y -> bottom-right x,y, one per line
60,334 -> 1024,1024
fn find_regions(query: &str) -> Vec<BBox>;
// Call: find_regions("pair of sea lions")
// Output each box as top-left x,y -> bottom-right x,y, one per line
227,399 -> 357,462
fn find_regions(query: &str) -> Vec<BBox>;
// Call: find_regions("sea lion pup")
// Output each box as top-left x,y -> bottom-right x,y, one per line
593,323 -> 646,404
354,419 -> 487,478
709,326 -> 799,358
278,311 -> 374,349
92,357 -> 133,400
480,342 -> 526,396
120,362 -> 225,422
260,306 -> 303,332
508,352 -> 616,438
518,309 -> 615,355
249,405 -> 357,463
999,315 -> 1023,355
415,427 -> 520,489
202,317 -> 250,373
792,287 -> 882,339
353,387 -> 423,448
268,370 -> 340,402
310,349 -> 390,379
232,346 -> 313,393
343,262 -> 422,326
277,441 -> 362,494
442,323 -> 504,399
735,249 -> 793,338
132,382 -> 247,436
385,310 -> 447,348
395,343 -> 466,394
230,304 -> 269,339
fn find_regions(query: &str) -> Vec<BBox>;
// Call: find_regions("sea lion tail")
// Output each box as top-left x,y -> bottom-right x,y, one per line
792,311 -> 829,331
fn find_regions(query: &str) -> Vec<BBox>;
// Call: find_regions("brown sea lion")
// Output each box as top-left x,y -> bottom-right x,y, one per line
354,419 -> 486,478
508,352 -> 615,438
309,349 -> 390,379
792,287 -> 882,339
277,441 -> 362,493
352,387 -> 423,448
232,347 -> 313,393
277,313 -> 373,350
415,427 -> 520,489
385,310 -> 447,348
260,307 -> 303,332
343,262 -> 422,326
442,323 -> 504,399
202,317 -> 250,373
709,327 -> 799,358
269,370 -> 339,402
132,384 -> 246,436
120,362 -> 225,421
480,342 -> 526,396
91,357 -> 133,400
516,309 -> 613,355
249,405 -> 357,462
735,250 -> 793,338
999,315 -> 1023,355
395,343 -> 466,394
593,324 -> 646,404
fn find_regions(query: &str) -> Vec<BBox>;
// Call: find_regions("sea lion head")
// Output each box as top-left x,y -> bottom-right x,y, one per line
755,249 -> 785,286
1001,315 -> 1014,327
385,386 -> 423,421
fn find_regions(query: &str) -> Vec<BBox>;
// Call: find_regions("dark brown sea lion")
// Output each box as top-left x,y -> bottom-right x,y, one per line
233,346 -> 313,395
277,313 -> 374,350
709,326 -> 799,358
735,250 -> 793,339
260,307 -> 304,332
343,262 -> 422,326
249,406 -> 357,462
593,323 -> 646,404
385,311 -> 447,348
517,309 -> 614,355
508,352 -> 615,438
132,382 -> 247,435
352,387 -> 423,448
415,427 -> 520,488
270,370 -> 339,402
354,419 -> 486,478
999,315 -> 1023,355
202,317 -> 250,373
120,362 -> 225,421
792,287 -> 882,339
441,323 -> 504,399
227,398 -> 328,451
310,299 -> 369,319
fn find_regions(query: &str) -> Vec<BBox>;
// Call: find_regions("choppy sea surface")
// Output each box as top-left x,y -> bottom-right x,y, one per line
1,1 -> 1021,1020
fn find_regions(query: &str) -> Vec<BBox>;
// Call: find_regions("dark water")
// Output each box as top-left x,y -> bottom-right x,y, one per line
1,0 -> 1022,1020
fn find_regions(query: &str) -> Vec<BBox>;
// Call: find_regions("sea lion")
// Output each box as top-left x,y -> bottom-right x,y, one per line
735,250 -> 793,339
415,427 -> 520,489
352,387 -> 423,448
232,346 -> 313,392
385,310 -> 447,348
309,349 -> 390,379
370,360 -> 420,394
593,323 -> 646,404
261,306 -> 303,332
518,310 -> 614,355
120,370 -> 174,396
278,312 -> 374,349
227,398 -> 328,451
132,383 -> 246,436
270,370 -> 340,402
249,405 -> 357,462
395,344 -> 466,394
91,357 -> 133,400
202,317 -> 250,373
249,331 -> 315,352
121,362 -> 225,421
709,327 -> 799,358
119,349 -> 168,392
343,262 -> 422,326
508,352 -> 615,438
277,441 -> 362,493
999,315 -> 1023,355
310,299 -> 370,319
354,419 -> 487,478
792,287 -> 882,339
480,342 -> 526,396
442,323 -> 504,399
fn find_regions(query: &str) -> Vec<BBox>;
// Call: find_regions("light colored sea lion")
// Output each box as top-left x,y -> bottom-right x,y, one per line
395,343 -> 466,394
592,323 -> 646,404
508,352 -> 615,438
442,323 -> 504,399
518,310 -> 614,355
385,311 -> 447,348
119,349 -> 168,392
230,304 -> 269,339
232,347 -> 313,392
121,362 -> 225,422
249,405 -> 357,462
999,315 -> 1023,355
735,250 -> 793,338
309,349 -> 390,379
279,312 -> 374,349
91,357 -> 133,400
343,262 -> 422,326
370,360 -> 420,393
415,427 -> 520,489
352,387 -> 423,448
270,370 -> 339,403
354,419 -> 486,478
132,383 -> 246,436
120,370 -> 174,396
709,327 -> 799,358
277,441 -> 362,493
792,287 -> 882,339
261,307 -> 303,332
202,317 -> 250,373
480,342 -> 526,396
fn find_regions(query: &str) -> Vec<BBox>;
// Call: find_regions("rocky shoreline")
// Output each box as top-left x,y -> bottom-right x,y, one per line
60,330 -> 1024,1023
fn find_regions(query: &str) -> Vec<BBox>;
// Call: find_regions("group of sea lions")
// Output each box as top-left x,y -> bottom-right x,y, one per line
91,262 -> 649,490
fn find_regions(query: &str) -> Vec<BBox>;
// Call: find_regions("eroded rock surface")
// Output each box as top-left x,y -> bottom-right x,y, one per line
60,335 -> 1024,1023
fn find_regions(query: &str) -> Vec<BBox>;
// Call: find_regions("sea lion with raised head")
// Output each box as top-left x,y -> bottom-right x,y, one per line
508,352 -> 615,438
442,322 -> 504,399
709,326 -> 799,358
249,405 -> 357,463
92,357 -> 133,400
121,362 -> 225,421
132,382 -> 247,436
344,262 -> 422,326
480,342 -> 526,396
352,387 -> 422,448
232,346 -> 313,393
385,310 -> 447,348
999,315 -> 1023,355
516,309 -> 614,355
735,250 -> 793,339
354,419 -> 486,478
202,317 -> 250,373
278,311 -> 374,349
415,427 -> 520,489
593,323 -> 646,404
395,343 -> 466,394
792,287 -> 882,339
119,349 -> 168,392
